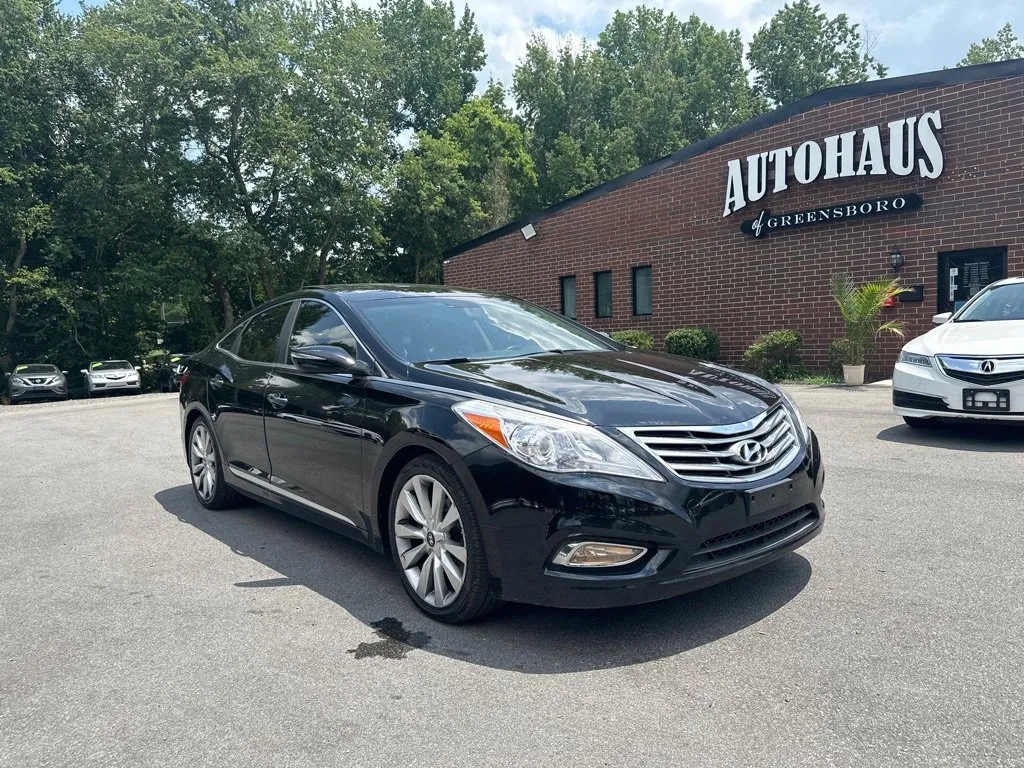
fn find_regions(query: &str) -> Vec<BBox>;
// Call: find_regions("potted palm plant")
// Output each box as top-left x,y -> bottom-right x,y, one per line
829,275 -> 909,386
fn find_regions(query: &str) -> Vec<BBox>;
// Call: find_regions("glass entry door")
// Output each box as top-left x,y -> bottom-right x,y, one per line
937,247 -> 1007,314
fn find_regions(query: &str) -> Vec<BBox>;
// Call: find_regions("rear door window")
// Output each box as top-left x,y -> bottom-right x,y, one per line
237,304 -> 292,363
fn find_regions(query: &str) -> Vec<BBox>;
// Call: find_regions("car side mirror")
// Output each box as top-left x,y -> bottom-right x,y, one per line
61,370 -> 68,375
135,365 -> 142,371
80,369 -> 88,375
291,345 -> 371,376
932,312 -> 952,325
3,372 -> 10,378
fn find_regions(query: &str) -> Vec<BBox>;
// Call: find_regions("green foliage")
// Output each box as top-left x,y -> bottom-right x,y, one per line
829,275 -> 909,365
958,23 -> 1023,66
665,327 -> 720,360
828,337 -> 856,377
743,330 -> 803,382
609,329 -> 654,350
748,0 -> 887,106
386,96 -> 536,283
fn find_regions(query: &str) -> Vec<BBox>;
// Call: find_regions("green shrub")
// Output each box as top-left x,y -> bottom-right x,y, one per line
609,329 -> 655,350
664,327 -> 720,360
828,337 -> 856,378
743,329 -> 803,382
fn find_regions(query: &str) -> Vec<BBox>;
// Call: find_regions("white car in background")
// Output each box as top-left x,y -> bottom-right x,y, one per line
81,360 -> 142,397
893,277 -> 1024,427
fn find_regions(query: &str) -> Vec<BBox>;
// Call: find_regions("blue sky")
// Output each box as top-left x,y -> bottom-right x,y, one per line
59,0 -> 1024,89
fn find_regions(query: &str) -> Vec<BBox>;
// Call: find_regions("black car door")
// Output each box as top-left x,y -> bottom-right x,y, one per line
263,299 -> 369,531
208,302 -> 293,483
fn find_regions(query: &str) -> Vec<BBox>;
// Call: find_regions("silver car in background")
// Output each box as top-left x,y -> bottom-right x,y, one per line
81,360 -> 142,397
6,364 -> 69,403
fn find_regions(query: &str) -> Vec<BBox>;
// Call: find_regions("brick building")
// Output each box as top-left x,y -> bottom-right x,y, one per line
443,60 -> 1024,378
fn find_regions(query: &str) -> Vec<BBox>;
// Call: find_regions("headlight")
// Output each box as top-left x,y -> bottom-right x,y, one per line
779,390 -> 811,443
898,351 -> 932,367
453,399 -> 664,482
10,376 -> 27,386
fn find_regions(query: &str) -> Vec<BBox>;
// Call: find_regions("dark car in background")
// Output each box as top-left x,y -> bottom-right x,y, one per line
81,360 -> 142,397
179,286 -> 824,623
157,352 -> 190,393
6,364 -> 69,403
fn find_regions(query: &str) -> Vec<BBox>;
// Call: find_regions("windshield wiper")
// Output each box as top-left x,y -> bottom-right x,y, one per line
422,356 -> 474,365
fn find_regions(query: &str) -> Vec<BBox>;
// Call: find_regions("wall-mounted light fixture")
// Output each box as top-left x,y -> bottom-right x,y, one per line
521,223 -> 536,241
888,247 -> 905,273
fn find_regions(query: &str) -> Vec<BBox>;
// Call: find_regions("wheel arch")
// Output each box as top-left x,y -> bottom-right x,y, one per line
371,434 -> 489,558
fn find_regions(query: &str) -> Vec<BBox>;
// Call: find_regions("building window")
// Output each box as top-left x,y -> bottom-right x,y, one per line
560,275 -> 577,319
632,266 -> 652,316
594,271 -> 613,318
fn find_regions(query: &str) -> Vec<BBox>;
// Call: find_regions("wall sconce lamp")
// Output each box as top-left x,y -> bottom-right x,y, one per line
521,223 -> 537,241
888,247 -> 905,273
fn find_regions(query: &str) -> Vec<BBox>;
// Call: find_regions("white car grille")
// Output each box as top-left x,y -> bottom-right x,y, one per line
621,404 -> 802,483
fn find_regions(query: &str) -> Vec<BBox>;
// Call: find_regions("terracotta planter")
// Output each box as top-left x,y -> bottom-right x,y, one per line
842,364 -> 866,386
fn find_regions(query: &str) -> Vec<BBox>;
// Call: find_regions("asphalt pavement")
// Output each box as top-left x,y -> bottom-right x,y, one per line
1,388 -> 1022,767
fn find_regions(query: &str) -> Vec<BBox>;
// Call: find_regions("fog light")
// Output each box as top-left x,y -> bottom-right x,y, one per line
552,541 -> 648,568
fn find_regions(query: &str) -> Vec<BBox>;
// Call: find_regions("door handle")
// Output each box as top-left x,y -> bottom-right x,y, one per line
267,392 -> 288,409
209,374 -> 226,389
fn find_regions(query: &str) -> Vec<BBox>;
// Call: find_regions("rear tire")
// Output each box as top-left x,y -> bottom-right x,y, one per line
187,417 -> 238,510
903,416 -> 934,429
388,455 -> 500,624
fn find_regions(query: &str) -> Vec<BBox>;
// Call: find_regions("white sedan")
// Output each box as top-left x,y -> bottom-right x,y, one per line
893,277 -> 1024,427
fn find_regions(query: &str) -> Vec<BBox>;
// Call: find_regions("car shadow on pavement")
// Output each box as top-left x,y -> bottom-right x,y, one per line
877,421 -> 1024,453
155,484 -> 812,674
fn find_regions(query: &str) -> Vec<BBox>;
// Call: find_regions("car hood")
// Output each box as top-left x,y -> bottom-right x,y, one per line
408,350 -> 781,427
905,319 -> 1024,357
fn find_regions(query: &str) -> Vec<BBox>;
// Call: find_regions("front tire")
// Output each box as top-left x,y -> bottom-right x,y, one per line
388,456 -> 500,623
188,417 -> 237,510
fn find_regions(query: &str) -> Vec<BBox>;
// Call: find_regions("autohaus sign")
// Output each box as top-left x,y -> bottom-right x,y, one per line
722,110 -> 944,220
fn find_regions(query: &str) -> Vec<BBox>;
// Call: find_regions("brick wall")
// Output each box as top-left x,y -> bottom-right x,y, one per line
444,76 -> 1024,380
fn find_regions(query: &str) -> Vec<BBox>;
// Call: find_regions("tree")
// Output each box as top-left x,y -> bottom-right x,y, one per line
958,23 -> 1024,66
0,0 -> 72,371
379,0 -> 486,134
748,0 -> 887,106
386,97 -> 536,282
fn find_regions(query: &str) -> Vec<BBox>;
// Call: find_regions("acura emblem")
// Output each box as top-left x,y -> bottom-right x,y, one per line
980,359 -> 996,374
734,439 -> 767,465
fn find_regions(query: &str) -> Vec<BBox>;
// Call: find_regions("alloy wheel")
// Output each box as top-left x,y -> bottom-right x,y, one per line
394,474 -> 468,608
190,423 -> 217,502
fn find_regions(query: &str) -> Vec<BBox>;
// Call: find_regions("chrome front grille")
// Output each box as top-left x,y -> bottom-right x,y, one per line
937,355 -> 1024,385
621,404 -> 802,483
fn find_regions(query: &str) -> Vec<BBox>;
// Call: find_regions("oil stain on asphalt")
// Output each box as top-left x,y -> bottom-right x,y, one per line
347,617 -> 430,660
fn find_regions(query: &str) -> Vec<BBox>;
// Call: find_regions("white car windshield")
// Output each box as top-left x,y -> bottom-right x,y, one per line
91,361 -> 133,371
956,283 -> 1024,322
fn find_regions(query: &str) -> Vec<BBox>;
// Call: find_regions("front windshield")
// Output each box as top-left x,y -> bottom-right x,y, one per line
354,294 -> 613,364
956,283 -> 1024,322
15,364 -> 58,375
90,361 -> 133,371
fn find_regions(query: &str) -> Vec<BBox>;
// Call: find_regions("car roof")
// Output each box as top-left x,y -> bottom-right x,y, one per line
989,277 -> 1024,287
312,284 -> 503,304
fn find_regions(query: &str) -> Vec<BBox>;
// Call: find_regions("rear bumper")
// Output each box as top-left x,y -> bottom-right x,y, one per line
469,431 -> 825,609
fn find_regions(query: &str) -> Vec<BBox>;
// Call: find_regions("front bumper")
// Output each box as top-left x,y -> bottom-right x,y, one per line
469,430 -> 825,609
893,362 -> 1024,421
88,379 -> 141,393
10,386 -> 67,402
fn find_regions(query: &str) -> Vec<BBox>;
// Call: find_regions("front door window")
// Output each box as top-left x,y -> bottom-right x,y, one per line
937,247 -> 1007,314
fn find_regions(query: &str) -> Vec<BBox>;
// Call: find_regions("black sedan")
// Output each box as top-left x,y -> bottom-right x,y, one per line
6,364 -> 69,403
180,286 -> 824,623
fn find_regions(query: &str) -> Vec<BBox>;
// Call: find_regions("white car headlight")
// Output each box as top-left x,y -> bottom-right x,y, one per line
779,390 -> 811,443
10,376 -> 27,386
898,351 -> 932,367
453,399 -> 664,482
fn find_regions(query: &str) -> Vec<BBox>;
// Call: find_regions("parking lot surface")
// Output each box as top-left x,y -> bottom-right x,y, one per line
1,388 -> 1022,767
